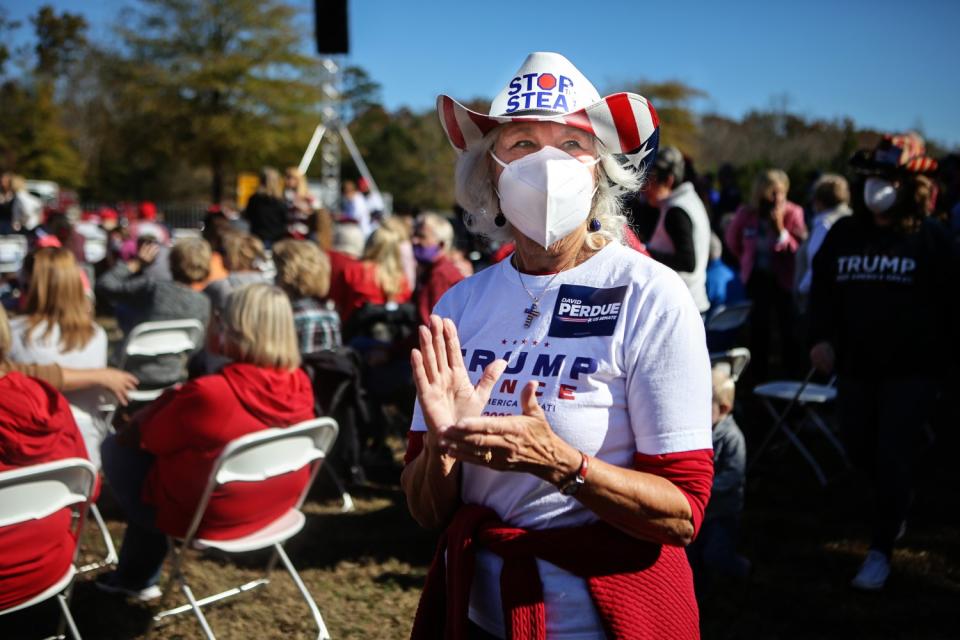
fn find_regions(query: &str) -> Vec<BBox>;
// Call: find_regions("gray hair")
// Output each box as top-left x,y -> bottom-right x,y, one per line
454,128 -> 643,250
332,222 -> 365,258
416,211 -> 455,252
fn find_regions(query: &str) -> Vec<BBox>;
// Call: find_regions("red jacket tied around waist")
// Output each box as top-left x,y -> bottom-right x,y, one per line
411,504 -> 701,640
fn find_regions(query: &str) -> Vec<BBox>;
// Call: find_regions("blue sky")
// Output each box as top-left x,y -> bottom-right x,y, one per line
8,0 -> 960,148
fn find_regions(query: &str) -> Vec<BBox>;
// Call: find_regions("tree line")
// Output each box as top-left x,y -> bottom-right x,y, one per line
0,2 -> 952,213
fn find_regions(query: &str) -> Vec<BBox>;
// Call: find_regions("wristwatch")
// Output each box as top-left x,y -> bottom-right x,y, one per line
558,451 -> 589,496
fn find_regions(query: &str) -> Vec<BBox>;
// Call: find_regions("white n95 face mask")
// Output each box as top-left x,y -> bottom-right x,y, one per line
864,177 -> 898,214
492,146 -> 599,249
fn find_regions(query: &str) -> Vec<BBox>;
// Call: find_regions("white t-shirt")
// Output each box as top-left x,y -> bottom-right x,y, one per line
343,193 -> 372,239
410,241 -> 712,639
8,317 -> 109,469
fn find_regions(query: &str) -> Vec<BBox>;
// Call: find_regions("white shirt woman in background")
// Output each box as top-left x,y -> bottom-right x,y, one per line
8,247 -> 109,468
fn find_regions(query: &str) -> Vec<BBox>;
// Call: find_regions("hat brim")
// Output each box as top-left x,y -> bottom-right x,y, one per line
849,150 -> 939,176
438,92 -> 660,194
438,92 -> 658,156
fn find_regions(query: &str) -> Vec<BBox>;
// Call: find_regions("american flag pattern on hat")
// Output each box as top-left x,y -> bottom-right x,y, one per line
859,132 -> 938,175
438,92 -> 660,194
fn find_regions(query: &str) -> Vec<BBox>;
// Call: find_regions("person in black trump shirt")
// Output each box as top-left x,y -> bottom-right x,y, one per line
809,132 -> 957,591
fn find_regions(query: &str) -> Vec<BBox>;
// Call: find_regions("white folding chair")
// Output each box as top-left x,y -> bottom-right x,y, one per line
704,300 -> 753,333
119,319 -> 205,402
172,228 -> 202,241
0,234 -> 28,274
0,458 -> 98,639
749,370 -> 850,486
152,417 -> 339,640
710,347 -> 751,382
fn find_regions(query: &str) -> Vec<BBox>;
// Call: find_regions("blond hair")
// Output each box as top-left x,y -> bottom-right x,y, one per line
751,169 -> 790,209
222,283 -> 300,370
284,167 -> 309,199
24,247 -> 95,352
259,167 -> 284,199
170,238 -> 212,284
222,232 -> 266,271
453,127 -> 642,250
363,225 -> 408,301
272,239 -> 331,299
0,306 -> 10,361
812,174 -> 850,210
712,366 -> 736,409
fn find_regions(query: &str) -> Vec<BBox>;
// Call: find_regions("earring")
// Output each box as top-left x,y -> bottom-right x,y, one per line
588,217 -> 601,232
494,212 -> 507,227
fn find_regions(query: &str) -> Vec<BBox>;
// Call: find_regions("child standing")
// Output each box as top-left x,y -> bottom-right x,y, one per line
688,366 -> 751,583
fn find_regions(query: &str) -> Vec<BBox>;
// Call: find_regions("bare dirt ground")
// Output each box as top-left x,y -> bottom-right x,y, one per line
2,400 -> 958,639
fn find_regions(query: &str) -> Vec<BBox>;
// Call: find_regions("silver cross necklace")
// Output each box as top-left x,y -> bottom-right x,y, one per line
513,251 -> 580,328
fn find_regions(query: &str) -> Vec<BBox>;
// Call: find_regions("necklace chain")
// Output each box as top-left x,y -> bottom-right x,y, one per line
514,251 -> 580,328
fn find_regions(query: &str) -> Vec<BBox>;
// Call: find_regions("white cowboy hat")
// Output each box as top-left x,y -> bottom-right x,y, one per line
436,51 -> 660,192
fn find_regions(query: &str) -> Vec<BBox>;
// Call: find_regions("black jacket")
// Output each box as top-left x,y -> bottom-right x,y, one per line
243,193 -> 288,244
808,214 -> 957,378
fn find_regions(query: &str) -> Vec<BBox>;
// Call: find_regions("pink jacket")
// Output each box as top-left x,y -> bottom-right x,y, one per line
725,202 -> 807,292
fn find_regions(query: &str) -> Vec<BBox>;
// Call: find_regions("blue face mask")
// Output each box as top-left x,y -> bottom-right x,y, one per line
413,243 -> 442,264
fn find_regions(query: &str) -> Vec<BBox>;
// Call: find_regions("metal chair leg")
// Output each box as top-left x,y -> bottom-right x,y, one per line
805,407 -> 851,468
274,543 -> 330,640
56,593 -> 82,640
750,398 -> 828,486
79,504 -> 118,573
779,420 -> 828,487
181,582 -> 217,640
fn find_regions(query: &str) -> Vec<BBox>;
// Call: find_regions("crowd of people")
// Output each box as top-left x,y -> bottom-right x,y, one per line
0,49 -> 958,638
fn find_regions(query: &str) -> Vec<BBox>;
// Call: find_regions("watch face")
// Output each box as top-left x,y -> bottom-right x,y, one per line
561,477 -> 583,496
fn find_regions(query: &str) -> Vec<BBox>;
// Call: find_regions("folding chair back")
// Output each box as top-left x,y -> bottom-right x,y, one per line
0,458 -> 96,638
121,319 -> 205,363
0,234 -> 28,273
180,418 -> 338,544
155,418 -> 338,640
0,458 -> 97,529
705,300 -> 753,333
172,228 -> 201,241
120,320 -> 205,397
710,347 -> 751,382
214,419 -> 337,487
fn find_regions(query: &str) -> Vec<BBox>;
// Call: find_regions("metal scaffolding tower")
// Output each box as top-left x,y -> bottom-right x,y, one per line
317,57 -> 342,211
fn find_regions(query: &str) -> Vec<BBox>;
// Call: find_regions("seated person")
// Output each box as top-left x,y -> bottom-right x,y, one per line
687,366 -> 750,582
203,232 -> 269,315
97,238 -> 212,387
8,247 -> 109,468
0,305 -> 93,610
333,225 -> 412,324
96,284 -> 316,599
705,233 -> 746,310
411,213 -> 465,327
272,239 -> 341,355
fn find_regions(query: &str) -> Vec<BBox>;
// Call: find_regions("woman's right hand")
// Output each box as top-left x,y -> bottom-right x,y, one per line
411,315 -> 506,438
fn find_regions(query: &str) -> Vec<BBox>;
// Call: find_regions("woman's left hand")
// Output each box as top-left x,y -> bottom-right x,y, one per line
438,380 -> 580,486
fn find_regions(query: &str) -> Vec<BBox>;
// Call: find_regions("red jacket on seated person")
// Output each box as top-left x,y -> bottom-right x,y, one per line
0,372 -> 91,609
138,362 -> 315,540
333,260 -> 412,324
415,253 -> 465,327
